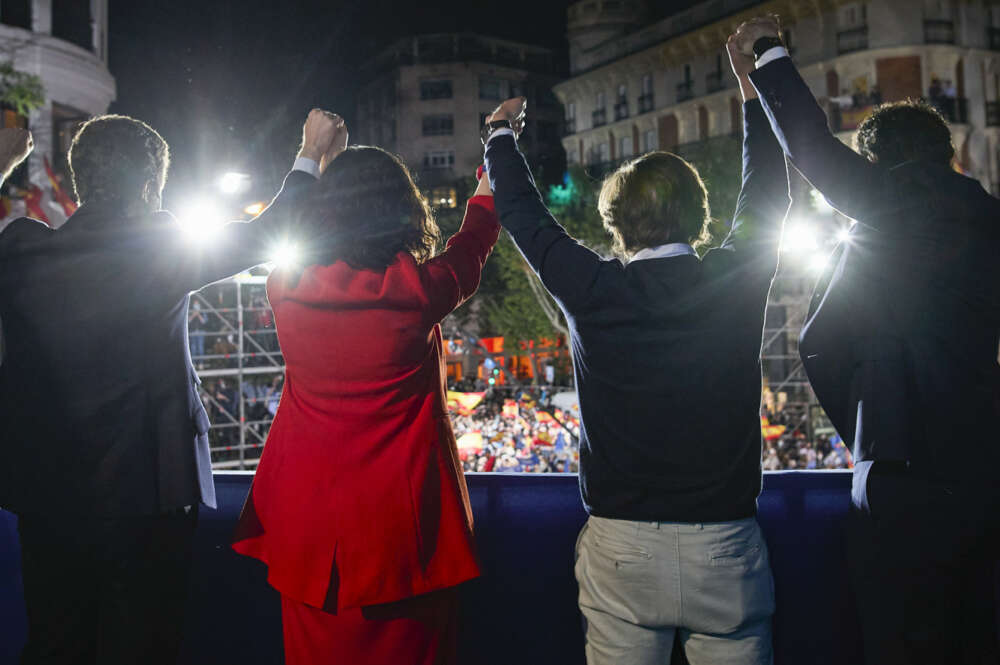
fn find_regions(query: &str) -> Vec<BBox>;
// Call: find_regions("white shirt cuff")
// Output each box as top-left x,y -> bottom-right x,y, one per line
485,127 -> 516,151
292,156 -> 320,178
756,46 -> 789,69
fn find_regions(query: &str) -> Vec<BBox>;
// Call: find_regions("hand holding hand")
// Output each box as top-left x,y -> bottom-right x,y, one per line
298,109 -> 346,172
0,128 -> 32,178
734,15 -> 781,57
487,97 -> 527,137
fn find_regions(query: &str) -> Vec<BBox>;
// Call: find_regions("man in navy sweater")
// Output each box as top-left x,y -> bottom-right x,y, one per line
483,38 -> 789,665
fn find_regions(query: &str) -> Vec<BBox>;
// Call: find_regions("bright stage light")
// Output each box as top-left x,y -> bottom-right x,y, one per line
176,198 -> 227,243
243,201 -> 266,217
270,242 -> 300,269
219,171 -> 249,195
780,220 -> 818,253
835,227 -> 852,243
808,252 -> 831,273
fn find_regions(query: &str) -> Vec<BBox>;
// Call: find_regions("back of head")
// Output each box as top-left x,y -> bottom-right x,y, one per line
305,146 -> 438,270
598,151 -> 710,261
855,100 -> 955,168
68,114 -> 170,212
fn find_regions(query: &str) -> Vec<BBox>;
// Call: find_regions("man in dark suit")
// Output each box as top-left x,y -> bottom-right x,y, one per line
483,37 -> 790,664
0,109 -> 344,664
737,17 -> 1000,664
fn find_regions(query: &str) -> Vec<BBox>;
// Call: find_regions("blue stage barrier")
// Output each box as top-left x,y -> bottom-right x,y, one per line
2,471 -> 870,664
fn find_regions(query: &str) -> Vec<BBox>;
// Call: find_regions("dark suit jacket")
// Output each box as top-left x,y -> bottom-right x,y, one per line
0,170 -> 315,515
751,58 -> 1000,482
484,101 -> 790,522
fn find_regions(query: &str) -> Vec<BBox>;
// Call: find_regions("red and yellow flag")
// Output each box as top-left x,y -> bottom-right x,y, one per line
446,391 -> 485,416
43,156 -> 77,217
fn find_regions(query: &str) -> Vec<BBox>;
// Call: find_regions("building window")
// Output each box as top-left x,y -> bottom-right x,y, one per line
615,84 -> 629,120
618,136 -> 633,159
837,3 -> 869,53
567,148 -> 579,164
598,142 -> 610,163
424,150 -> 455,169
422,114 -> 454,136
420,79 -> 453,100
677,65 -> 694,102
639,74 -> 654,113
923,0 -> 955,43
564,102 -> 576,134
642,129 -> 656,153
479,76 -> 507,100
429,186 -> 457,208
52,0 -> 93,52
1,0 -> 31,29
593,92 -> 607,127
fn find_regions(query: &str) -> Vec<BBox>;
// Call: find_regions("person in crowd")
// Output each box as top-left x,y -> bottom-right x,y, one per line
231,129 -> 503,665
483,33 -> 790,665
0,109 -> 342,664
736,15 -> 1000,664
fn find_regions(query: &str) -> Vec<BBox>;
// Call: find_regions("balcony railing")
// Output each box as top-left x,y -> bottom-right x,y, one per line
591,108 -> 607,128
990,26 -> 1000,51
930,96 -> 969,124
924,19 -> 955,44
638,92 -> 654,114
676,80 -> 694,103
837,26 -> 868,54
613,101 -> 629,121
706,70 -> 725,93
987,101 -> 1000,127
562,117 -> 577,135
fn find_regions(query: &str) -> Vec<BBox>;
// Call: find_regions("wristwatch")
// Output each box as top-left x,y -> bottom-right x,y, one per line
752,36 -> 785,60
481,119 -> 512,145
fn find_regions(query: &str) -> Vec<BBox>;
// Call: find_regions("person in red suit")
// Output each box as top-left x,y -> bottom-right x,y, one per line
232,115 -> 504,665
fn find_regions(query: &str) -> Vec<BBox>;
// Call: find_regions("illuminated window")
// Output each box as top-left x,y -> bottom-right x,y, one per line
420,80 -> 453,100
424,150 -> 455,169
429,186 -> 457,208
422,114 -> 454,136
479,76 -> 507,100
618,136 -> 633,159
598,142 -> 610,162
642,129 -> 656,152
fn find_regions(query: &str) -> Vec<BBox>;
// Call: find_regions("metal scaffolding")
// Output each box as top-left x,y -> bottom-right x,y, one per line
189,274 -> 283,470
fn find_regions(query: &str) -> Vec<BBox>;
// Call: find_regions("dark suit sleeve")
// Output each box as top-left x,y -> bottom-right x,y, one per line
157,169 -> 316,293
718,98 -> 791,262
749,57 -> 895,225
484,134 -> 613,314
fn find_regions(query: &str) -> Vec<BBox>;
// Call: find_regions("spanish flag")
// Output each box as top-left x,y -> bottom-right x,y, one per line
43,156 -> 77,217
446,391 -> 485,416
502,399 -> 518,418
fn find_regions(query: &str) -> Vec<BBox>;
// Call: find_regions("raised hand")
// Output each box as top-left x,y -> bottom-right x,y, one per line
319,115 -> 348,174
726,34 -> 758,101
0,127 -> 32,178
297,109 -> 345,173
487,97 -> 527,137
734,15 -> 782,58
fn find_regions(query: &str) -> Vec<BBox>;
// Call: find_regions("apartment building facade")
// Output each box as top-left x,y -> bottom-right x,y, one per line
556,0 -> 1000,195
355,33 -> 565,208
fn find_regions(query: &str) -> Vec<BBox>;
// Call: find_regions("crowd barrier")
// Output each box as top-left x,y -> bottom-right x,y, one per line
0,471 -> 908,664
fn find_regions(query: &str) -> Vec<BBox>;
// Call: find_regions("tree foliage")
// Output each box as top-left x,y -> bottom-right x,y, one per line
0,61 -> 44,116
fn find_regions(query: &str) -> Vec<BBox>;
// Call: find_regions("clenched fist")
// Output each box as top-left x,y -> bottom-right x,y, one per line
0,128 -> 32,178
734,15 -> 782,58
487,97 -> 527,137
298,109 -> 348,173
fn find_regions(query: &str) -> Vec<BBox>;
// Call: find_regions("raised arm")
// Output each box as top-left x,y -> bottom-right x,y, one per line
739,17 -> 886,223
719,35 -> 791,258
0,128 -> 32,193
484,97 -> 609,315
421,173 -> 501,324
158,110 -> 345,293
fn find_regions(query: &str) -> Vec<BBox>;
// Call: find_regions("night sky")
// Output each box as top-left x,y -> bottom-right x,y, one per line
107,0 -> 574,209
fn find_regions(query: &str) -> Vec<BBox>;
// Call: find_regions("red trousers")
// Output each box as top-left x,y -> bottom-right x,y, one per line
280,588 -> 460,665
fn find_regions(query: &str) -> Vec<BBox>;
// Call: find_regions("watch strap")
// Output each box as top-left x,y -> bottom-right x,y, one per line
481,119 -> 513,145
752,36 -> 785,59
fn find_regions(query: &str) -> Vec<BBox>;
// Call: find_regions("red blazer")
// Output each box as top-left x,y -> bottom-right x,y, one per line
233,196 -> 500,611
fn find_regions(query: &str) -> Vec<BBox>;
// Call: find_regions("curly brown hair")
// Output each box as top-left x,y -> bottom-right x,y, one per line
855,100 -> 954,167
304,146 -> 439,270
598,151 -> 711,261
68,114 -> 170,207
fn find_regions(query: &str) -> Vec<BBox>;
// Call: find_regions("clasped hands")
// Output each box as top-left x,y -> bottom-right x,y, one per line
297,108 -> 349,175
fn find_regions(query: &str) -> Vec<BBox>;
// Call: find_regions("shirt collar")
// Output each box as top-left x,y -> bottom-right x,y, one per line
628,242 -> 696,263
